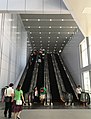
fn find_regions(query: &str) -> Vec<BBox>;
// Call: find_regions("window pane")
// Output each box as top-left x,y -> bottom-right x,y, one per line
83,71 -> 90,91
82,50 -> 88,67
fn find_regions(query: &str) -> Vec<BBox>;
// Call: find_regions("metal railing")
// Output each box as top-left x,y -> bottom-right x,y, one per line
59,54 -> 78,99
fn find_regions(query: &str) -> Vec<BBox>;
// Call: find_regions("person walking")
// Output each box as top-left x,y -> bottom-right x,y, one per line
13,84 -> 25,119
4,83 -> 14,118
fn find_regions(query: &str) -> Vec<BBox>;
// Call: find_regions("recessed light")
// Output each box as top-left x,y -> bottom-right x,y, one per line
40,41 -> 42,42
12,26 -> 17,29
31,37 -> 33,39
64,41 -> 66,43
8,19 -> 13,21
70,26 -> 73,28
54,47 -> 56,49
26,19 -> 29,21
28,26 -> 30,28
60,26 -> 62,28
49,32 -> 51,34
57,37 -> 59,39
47,47 -> 49,48
62,44 -> 64,46
33,44 -> 35,46
49,26 -> 51,28
68,32 -> 69,34
38,19 -> 40,21
56,41 -> 58,42
39,26 -> 41,28
30,32 -> 32,34
50,19 -> 52,21
61,19 -> 64,21
59,50 -> 61,53
58,32 -> 60,34
40,37 -> 42,39
39,32 -> 41,34
65,37 -> 67,39
48,41 -> 50,43
40,44 -> 42,46
55,44 -> 57,46
48,37 -> 50,39
48,44 -> 50,46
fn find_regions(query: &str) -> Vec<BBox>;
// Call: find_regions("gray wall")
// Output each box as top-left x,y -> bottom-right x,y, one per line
61,29 -> 84,85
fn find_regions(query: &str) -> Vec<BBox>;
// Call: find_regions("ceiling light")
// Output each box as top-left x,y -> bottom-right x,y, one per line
39,32 -> 41,34
68,32 -> 69,34
40,44 -> 42,46
27,40 -> 30,43
33,44 -> 35,46
56,41 -> 58,42
65,37 -> 67,39
16,32 -> 20,34
12,26 -> 17,29
54,47 -> 56,49
28,26 -> 30,28
30,32 -> 32,34
55,44 -> 57,46
48,41 -> 50,43
61,19 -> 64,21
49,32 -> 51,34
58,32 -> 60,34
38,19 -> 40,21
26,19 -> 29,21
61,47 -> 63,49
31,37 -> 33,39
57,37 -> 59,39
47,47 -> 49,49
48,44 -> 50,46
62,44 -> 64,46
60,26 -> 62,28
48,37 -> 50,39
50,19 -> 52,21
32,41 -> 34,42
40,41 -> 42,42
70,26 -> 73,28
49,26 -> 51,28
59,50 -> 61,53
40,37 -> 42,39
64,41 -> 66,43
8,19 -> 13,21
39,26 -> 41,28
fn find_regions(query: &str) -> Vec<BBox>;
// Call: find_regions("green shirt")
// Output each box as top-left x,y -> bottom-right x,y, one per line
14,89 -> 23,100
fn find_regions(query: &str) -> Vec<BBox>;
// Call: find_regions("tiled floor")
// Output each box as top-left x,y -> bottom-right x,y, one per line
0,102 -> 91,119
0,109 -> 91,119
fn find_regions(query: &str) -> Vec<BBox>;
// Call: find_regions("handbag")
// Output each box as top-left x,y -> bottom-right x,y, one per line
16,100 -> 22,105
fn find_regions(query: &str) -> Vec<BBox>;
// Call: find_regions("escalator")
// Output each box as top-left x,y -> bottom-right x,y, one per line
47,54 -> 60,104
36,55 -> 45,101
54,54 -> 77,102
21,54 -> 36,94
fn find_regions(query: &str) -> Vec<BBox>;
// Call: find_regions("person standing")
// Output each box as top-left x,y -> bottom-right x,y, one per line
34,87 -> 38,103
13,84 -> 25,119
76,85 -> 82,104
4,83 -> 14,118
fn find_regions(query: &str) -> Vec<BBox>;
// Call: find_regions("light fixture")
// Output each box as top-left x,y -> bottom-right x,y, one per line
48,37 -> 50,39
58,32 -> 60,34
40,44 -> 42,46
65,37 -> 67,39
64,41 -> 66,43
50,19 -> 52,21
26,19 -> 29,21
48,44 -> 50,46
61,19 -> 64,21
8,19 -> 13,21
48,41 -> 50,43
28,26 -> 30,28
57,37 -> 59,39
59,50 -> 61,53
49,26 -> 51,28
40,37 -> 42,39
38,19 -> 40,21
39,32 -> 41,34
12,26 -> 17,29
40,41 -> 42,42
39,26 -> 41,28
31,37 -> 33,39
60,26 -> 62,28
30,32 -> 32,34
32,41 -> 34,42
49,32 -> 51,34
56,41 -> 58,42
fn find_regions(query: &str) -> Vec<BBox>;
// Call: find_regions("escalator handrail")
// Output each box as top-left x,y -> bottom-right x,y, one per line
59,54 -> 78,99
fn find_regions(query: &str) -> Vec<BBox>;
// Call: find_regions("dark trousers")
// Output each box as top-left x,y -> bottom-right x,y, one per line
4,101 -> 12,118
